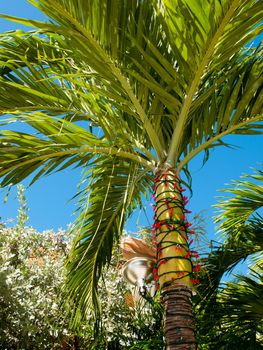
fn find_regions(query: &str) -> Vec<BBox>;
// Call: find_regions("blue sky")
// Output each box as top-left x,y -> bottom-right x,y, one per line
0,1 -> 262,249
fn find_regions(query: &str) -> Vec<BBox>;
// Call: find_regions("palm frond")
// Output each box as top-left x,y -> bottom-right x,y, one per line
197,241 -> 261,306
2,1 -> 262,166
65,157 -> 153,325
1,1 -> 166,159
197,270 -> 263,350
0,30 -> 138,124
196,168 -> 263,349
178,46 -> 263,170
0,113 -> 153,186
197,169 -> 263,302
221,270 -> 263,323
214,168 -> 263,241
166,0 -> 263,164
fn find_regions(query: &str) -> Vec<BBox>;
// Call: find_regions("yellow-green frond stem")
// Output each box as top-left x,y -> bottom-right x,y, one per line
152,169 -> 199,291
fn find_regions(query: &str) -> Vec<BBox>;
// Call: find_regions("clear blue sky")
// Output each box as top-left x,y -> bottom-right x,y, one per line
0,1 -> 262,249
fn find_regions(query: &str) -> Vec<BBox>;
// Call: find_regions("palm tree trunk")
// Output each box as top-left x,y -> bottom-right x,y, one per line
153,168 -> 197,350
162,284 -> 196,349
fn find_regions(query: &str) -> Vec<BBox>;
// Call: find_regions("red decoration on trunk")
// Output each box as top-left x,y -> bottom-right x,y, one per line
159,260 -> 167,265
154,275 -> 159,282
153,169 -> 201,291
153,221 -> 162,229
191,278 -> 200,285
193,265 -> 201,273
153,267 -> 158,275
185,251 -> 191,259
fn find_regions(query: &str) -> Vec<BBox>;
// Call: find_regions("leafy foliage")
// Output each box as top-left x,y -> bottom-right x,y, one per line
0,187 -> 163,349
66,159 -> 153,320
1,174 -> 263,349
0,223 -> 71,349
196,169 -> 263,349
84,254 -> 164,349
0,220 -> 165,349
0,0 -> 262,325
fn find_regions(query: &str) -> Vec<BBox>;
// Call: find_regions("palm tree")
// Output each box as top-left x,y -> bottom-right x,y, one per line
196,169 -> 263,349
0,1 -> 262,348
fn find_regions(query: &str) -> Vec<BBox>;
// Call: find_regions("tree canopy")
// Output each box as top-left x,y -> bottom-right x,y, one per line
0,1 -> 262,336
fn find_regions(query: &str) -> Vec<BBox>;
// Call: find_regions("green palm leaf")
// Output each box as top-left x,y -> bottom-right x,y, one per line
66,157 -> 153,324
215,169 -> 263,241
1,0 -> 262,166
198,169 -> 263,300
0,112 -> 153,186
198,270 -> 263,350
197,169 -> 263,349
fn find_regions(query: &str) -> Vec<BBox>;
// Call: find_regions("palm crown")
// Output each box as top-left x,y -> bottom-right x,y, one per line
0,0 -> 262,344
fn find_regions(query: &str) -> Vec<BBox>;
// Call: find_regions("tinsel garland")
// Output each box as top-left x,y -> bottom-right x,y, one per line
151,170 -> 201,293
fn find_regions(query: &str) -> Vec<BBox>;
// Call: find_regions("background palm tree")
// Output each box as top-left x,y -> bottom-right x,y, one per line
196,169 -> 263,349
0,1 -> 262,348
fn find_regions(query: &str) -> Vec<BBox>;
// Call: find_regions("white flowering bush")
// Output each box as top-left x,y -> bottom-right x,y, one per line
0,223 -> 73,349
0,185 -> 76,349
0,227 -> 163,349
0,186 -> 163,349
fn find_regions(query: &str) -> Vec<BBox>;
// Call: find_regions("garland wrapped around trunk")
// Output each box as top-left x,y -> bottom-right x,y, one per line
152,168 -> 199,350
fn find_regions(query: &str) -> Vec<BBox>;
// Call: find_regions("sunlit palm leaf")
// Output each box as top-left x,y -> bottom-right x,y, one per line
0,30 -> 135,122
178,47 -> 263,169
198,169 -> 263,301
214,169 -> 263,241
1,0 -> 262,165
197,169 -> 263,349
66,157 -> 153,324
0,113 -> 153,186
